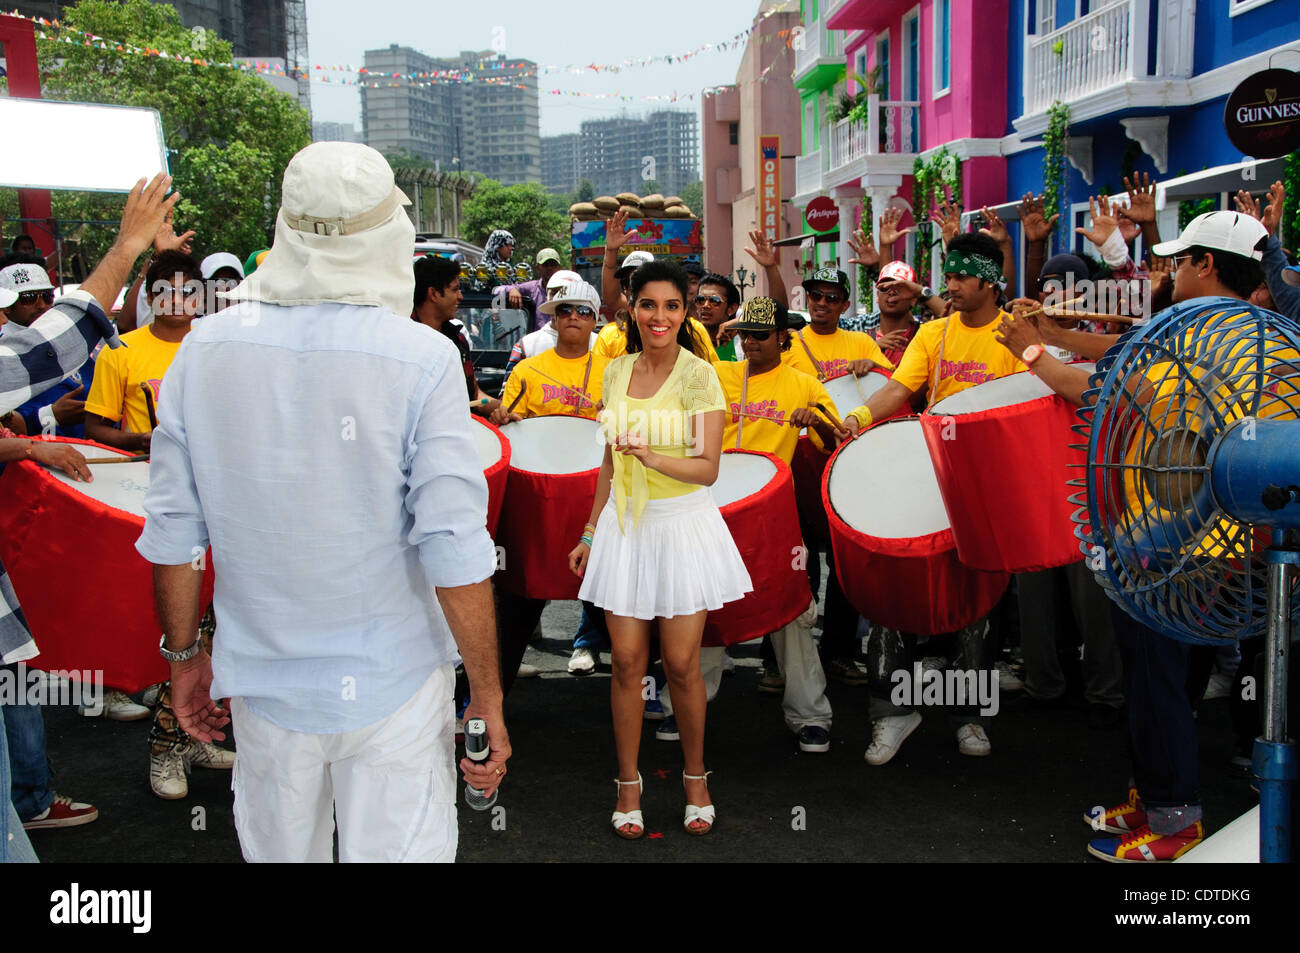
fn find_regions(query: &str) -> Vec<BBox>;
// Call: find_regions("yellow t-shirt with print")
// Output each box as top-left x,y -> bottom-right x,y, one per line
889,312 -> 1026,405
84,325 -> 183,433
502,349 -> 606,419
593,317 -> 720,364
781,327 -> 895,380
714,360 -> 836,465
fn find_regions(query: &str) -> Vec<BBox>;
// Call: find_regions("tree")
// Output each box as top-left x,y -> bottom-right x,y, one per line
638,180 -> 662,197
19,0 -> 311,263
463,179 -> 570,265
576,179 -> 595,203
679,180 -> 704,213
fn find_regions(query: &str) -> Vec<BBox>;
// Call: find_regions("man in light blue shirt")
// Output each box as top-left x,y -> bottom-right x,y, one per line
136,143 -> 511,863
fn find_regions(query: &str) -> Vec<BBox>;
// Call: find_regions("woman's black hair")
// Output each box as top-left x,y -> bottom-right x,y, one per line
625,260 -> 712,359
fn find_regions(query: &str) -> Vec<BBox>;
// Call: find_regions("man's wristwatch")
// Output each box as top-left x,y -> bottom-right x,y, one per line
1021,344 -> 1045,373
921,286 -> 936,300
159,633 -> 203,663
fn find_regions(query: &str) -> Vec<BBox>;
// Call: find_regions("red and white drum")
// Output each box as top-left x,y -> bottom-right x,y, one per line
0,438 -> 215,692
824,418 -> 1008,636
920,367 -> 1094,573
792,370 -> 891,543
495,415 -> 603,600
702,449 -> 811,647
471,416 -> 510,537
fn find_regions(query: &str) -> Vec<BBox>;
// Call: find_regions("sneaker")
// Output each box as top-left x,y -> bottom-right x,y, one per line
797,725 -> 831,753
757,665 -> 785,695
721,652 -> 736,676
567,647 -> 597,675
22,793 -> 99,829
655,715 -> 680,741
140,682 -> 165,708
921,655 -> 949,674
956,723 -> 991,756
826,657 -> 870,685
1201,671 -> 1233,702
1083,787 -> 1147,834
150,747 -> 188,800
80,688 -> 150,721
516,662 -> 540,678
864,711 -> 922,765
995,661 -> 1023,692
183,739 -> 235,770
1087,822 -> 1204,862
643,698 -> 666,721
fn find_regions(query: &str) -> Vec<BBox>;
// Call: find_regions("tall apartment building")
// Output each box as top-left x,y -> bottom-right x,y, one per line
361,45 -> 541,186
541,133 -> 582,194
577,111 -> 700,197
312,121 -> 361,143
8,0 -> 311,109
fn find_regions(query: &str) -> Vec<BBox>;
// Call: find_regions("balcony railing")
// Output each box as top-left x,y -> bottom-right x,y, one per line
794,18 -> 828,79
1024,0 -> 1143,115
827,97 -> 920,173
796,150 -> 823,197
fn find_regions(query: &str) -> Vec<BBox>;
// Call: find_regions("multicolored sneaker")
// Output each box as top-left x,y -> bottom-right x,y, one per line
1083,787 -> 1147,834
1087,822 -> 1204,862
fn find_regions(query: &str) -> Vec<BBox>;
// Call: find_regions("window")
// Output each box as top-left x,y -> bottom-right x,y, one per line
933,0 -> 951,97
876,31 -> 891,99
1229,0 -> 1278,15
903,8 -> 920,101
804,99 -> 816,152
729,122 -> 739,146
1033,0 -> 1055,34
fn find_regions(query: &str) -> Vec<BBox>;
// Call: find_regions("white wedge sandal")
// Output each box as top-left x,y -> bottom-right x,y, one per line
612,773 -> 644,839
683,770 -> 715,835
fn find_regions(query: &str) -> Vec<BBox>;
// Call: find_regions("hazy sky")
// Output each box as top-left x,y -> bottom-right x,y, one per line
305,0 -> 777,135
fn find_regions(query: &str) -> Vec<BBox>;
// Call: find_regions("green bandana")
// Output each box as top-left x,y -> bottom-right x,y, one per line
943,250 -> 1002,284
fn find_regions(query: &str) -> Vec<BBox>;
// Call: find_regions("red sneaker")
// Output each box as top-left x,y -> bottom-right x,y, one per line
1083,787 -> 1146,834
22,793 -> 99,830
1087,822 -> 1204,862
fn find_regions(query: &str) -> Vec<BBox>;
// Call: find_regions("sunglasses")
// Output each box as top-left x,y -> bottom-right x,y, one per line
695,294 -> 725,306
554,304 -> 595,318
806,289 -> 844,304
738,329 -> 772,341
17,290 -> 54,305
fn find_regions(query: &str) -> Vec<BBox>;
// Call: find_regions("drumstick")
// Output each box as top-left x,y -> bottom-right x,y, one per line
82,455 -> 149,464
470,397 -> 491,407
812,403 -> 843,431
141,383 -> 159,430
506,381 -> 527,414
1044,308 -> 1140,324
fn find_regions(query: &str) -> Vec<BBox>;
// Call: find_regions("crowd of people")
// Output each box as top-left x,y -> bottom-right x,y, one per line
1,140 -> 1297,863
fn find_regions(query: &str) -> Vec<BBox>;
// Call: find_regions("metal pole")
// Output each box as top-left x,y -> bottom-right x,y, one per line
1256,542 -> 1297,863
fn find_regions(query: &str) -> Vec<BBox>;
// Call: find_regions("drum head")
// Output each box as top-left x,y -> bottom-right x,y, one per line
44,450 -> 149,518
824,372 -> 886,416
500,415 -> 603,474
712,452 -> 777,508
470,416 -> 503,470
929,365 -> 1095,415
828,419 -> 949,538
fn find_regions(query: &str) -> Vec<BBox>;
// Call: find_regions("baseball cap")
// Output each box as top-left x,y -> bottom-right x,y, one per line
1151,211 -> 1269,262
615,250 -> 655,277
0,288 -> 15,308
243,248 -> 270,274
547,268 -> 582,289
0,262 -> 55,295
682,260 -> 705,278
536,247 -> 562,266
801,267 -> 850,295
539,280 -> 600,316
876,261 -> 917,285
730,295 -> 792,333
200,252 -> 245,280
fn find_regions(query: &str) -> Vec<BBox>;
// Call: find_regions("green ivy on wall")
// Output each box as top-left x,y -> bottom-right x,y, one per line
1042,101 -> 1070,252
1178,196 -> 1217,230
1284,150 -> 1300,255
912,146 -> 962,285
858,194 -> 874,310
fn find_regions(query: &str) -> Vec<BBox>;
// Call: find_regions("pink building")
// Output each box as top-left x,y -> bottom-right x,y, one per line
702,0 -> 801,300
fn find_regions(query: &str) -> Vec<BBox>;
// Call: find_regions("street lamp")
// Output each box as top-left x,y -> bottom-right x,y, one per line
733,264 -> 756,301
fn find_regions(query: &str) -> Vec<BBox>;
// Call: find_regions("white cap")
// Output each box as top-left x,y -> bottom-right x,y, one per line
1151,211 -> 1269,262
615,250 -> 654,275
547,268 -> 582,290
200,252 -> 245,280
0,288 -> 15,308
539,280 -> 600,316
0,262 -> 54,294
279,141 -> 410,237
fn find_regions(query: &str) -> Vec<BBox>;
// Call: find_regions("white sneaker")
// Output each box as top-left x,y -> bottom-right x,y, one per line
957,723 -> 991,756
996,661 -> 1024,693
721,652 -> 736,675
864,711 -> 922,765
567,647 -> 597,675
149,747 -> 188,799
81,689 -> 150,721
516,662 -> 540,678
183,739 -> 235,770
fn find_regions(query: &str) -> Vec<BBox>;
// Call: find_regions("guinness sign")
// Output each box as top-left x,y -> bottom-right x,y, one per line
1224,68 -> 1300,159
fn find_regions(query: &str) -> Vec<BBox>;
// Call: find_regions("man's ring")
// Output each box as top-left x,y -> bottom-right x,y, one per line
496,767 -> 504,776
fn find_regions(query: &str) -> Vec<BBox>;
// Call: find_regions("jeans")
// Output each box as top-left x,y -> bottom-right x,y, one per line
574,601 -> 610,651
0,664 -> 53,821
1016,562 -> 1123,707
0,704 -> 38,863
866,617 -> 996,727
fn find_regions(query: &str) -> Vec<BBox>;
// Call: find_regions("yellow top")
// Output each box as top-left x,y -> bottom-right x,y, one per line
714,360 -> 837,465
593,317 -> 720,364
600,347 -> 726,530
502,348 -> 606,419
781,327 -> 895,380
84,325 -> 183,432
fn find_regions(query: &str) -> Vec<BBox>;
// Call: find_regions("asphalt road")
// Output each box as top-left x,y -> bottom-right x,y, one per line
25,599 -> 1258,864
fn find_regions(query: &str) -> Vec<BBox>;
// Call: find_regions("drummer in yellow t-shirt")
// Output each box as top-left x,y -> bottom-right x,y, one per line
782,267 -> 895,382
494,281 -> 606,423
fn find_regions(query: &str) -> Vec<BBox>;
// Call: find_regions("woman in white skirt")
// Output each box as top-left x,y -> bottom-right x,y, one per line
568,260 -> 752,838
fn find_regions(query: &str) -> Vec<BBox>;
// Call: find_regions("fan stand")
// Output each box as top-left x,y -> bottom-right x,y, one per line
1257,530 -> 1298,863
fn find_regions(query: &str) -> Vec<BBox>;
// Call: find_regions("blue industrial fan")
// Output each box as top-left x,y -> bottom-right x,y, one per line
1072,296 -> 1300,863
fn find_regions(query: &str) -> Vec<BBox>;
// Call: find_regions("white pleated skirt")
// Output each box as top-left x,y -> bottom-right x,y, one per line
579,488 -> 753,621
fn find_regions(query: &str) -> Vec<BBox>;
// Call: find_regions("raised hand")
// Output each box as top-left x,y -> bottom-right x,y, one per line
1075,195 -> 1119,249
153,207 -> 195,256
116,173 -> 179,259
1262,180 -> 1285,237
846,228 -> 880,269
1233,189 -> 1263,222
744,228 -> 778,268
879,205 -> 914,250
1123,172 -> 1157,224
1147,255 -> 1171,301
931,199 -> 962,246
978,205 -> 1009,245
606,207 -> 640,252
1019,192 -> 1058,243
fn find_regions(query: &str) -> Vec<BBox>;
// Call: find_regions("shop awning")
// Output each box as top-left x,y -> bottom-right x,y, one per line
1154,157 -> 1288,209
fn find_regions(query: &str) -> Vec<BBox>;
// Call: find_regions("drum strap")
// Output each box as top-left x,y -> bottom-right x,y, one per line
735,362 -> 750,449
580,354 -> 594,410
927,317 -> 951,412
795,331 -> 826,381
